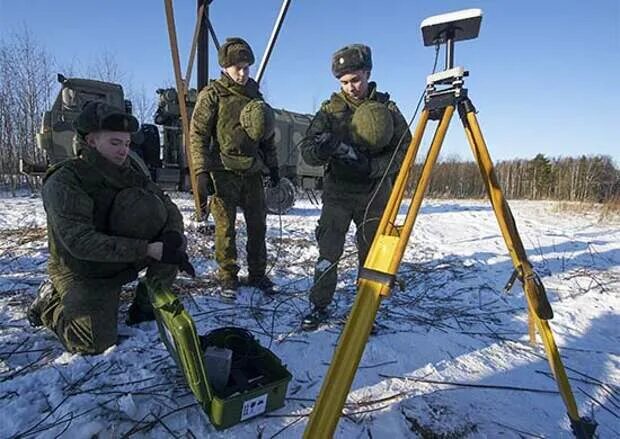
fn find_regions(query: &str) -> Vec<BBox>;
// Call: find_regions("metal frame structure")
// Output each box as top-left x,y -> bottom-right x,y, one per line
163,0 -> 292,220
163,0 -> 201,216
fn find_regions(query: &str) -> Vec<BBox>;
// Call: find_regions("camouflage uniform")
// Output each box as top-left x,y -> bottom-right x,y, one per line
189,42 -> 278,284
300,82 -> 412,310
38,107 -> 184,354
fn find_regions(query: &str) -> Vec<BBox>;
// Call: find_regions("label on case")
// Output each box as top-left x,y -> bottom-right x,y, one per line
240,393 -> 268,421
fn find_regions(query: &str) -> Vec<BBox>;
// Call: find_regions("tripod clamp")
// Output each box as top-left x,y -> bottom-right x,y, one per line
425,67 -> 470,120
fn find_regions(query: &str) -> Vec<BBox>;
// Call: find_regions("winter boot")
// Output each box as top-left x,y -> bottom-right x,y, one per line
219,276 -> 240,300
246,275 -> 278,295
27,281 -> 55,328
301,307 -> 329,331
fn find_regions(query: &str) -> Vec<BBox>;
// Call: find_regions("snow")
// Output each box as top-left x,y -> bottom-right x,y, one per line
1,192 -> 619,438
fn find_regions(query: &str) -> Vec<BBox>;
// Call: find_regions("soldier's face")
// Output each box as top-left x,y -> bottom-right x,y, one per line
224,62 -> 250,85
339,70 -> 370,101
87,131 -> 131,166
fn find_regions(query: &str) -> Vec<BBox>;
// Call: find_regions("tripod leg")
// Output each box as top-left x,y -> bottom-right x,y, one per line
458,100 -> 552,322
397,107 -> 454,249
458,99 -> 595,437
304,107 -> 454,438
377,109 -> 430,238
463,114 -> 539,346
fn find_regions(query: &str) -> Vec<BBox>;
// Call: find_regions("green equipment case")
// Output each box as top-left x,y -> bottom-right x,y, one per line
147,284 -> 292,430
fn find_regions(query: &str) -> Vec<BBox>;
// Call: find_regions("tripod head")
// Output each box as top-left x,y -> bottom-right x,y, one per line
421,9 -> 482,116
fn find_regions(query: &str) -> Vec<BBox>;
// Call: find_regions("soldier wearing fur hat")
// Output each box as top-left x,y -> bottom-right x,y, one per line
27,101 -> 193,355
189,37 -> 279,298
300,44 -> 412,330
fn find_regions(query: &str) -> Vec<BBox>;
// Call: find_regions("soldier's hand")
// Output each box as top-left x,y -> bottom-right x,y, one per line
196,172 -> 214,216
333,148 -> 371,179
147,232 -> 194,276
158,248 -> 195,277
178,252 -> 196,277
160,231 -> 187,252
348,150 -> 371,176
149,231 -> 188,263
332,142 -> 358,161
268,167 -> 280,188
159,244 -> 195,277
315,132 -> 341,159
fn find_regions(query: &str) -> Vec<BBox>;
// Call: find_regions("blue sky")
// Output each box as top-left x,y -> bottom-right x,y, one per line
1,0 -> 618,162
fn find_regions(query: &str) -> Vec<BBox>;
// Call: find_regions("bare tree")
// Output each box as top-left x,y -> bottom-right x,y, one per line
128,85 -> 156,124
88,49 -> 127,84
86,50 -> 160,124
0,27 -> 55,193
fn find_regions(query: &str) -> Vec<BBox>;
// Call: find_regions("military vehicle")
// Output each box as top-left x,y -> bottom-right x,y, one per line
25,73 -> 323,213
23,0 -> 328,214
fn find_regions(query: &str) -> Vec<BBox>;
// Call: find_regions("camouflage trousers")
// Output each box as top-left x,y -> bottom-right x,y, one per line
309,180 -> 391,309
40,263 -> 177,355
209,170 -> 267,280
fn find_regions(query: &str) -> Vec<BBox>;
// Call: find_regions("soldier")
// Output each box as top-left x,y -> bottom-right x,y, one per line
27,101 -> 194,355
300,44 -> 412,330
189,37 -> 279,298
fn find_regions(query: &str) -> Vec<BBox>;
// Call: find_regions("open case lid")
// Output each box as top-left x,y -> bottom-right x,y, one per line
147,283 -> 215,408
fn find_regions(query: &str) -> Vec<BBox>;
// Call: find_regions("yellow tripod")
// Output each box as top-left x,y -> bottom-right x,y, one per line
304,48 -> 597,439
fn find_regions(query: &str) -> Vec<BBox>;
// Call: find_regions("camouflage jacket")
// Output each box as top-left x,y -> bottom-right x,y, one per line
189,73 -> 278,175
42,144 -> 184,283
300,82 -> 411,194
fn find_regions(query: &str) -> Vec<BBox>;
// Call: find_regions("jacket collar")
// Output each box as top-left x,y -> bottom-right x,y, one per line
218,73 -> 261,99
338,81 -> 383,109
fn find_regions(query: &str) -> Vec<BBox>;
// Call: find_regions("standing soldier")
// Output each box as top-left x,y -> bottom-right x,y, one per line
27,101 -> 194,355
190,37 -> 279,298
300,44 -> 412,330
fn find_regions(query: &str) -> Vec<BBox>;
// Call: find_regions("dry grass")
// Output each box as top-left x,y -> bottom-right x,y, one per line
600,195 -> 620,222
553,197 -> 620,223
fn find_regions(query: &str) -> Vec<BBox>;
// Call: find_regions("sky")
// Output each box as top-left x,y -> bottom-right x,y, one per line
1,0 -> 618,163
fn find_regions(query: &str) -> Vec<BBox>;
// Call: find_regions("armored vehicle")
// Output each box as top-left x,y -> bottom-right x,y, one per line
34,74 -> 128,165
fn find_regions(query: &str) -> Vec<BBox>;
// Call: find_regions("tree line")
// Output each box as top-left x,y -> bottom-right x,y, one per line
407,153 -> 619,202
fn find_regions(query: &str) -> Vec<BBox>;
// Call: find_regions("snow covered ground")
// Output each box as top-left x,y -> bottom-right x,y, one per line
1,192 -> 618,438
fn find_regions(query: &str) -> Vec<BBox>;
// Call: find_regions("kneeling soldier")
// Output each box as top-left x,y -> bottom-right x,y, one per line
27,101 -> 194,355
300,44 -> 412,330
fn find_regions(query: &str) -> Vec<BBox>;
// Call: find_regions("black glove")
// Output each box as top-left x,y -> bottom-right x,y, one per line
268,167 -> 280,188
195,172 -> 213,218
332,149 -> 371,180
159,231 -> 196,277
159,231 -> 186,252
196,172 -> 215,197
161,249 -> 196,277
315,132 -> 341,160
178,253 -> 196,277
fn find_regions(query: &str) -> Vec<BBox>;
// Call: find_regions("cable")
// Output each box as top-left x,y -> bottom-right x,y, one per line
360,43 -> 441,246
264,202 -> 283,278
